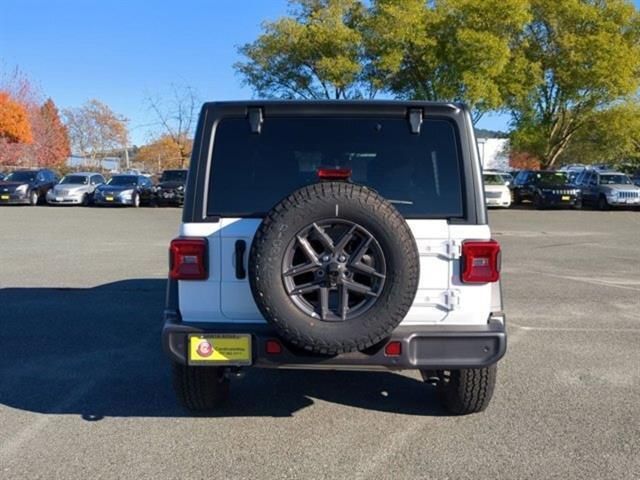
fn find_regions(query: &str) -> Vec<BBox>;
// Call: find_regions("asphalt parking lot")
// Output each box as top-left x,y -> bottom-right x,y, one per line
0,206 -> 638,479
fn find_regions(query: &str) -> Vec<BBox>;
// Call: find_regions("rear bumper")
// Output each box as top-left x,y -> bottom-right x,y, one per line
606,197 -> 640,206
486,199 -> 511,207
94,196 -> 133,206
0,193 -> 30,204
540,194 -> 580,207
46,194 -> 84,205
153,192 -> 184,206
162,313 -> 507,370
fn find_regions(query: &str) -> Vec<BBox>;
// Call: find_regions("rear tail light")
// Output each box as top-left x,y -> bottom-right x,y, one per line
169,238 -> 208,280
265,339 -> 283,355
461,240 -> 500,283
317,167 -> 352,180
384,341 -> 402,357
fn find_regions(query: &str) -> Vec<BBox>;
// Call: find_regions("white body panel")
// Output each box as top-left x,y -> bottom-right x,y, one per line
178,219 -> 494,327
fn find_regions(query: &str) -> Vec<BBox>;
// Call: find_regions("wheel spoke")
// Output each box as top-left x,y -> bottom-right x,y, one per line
297,235 -> 319,263
349,236 -> 373,264
312,223 -> 335,252
334,224 -> 357,254
284,262 -> 319,277
319,287 -> 329,320
343,279 -> 378,297
290,281 -> 321,295
351,262 -> 386,280
339,285 -> 349,320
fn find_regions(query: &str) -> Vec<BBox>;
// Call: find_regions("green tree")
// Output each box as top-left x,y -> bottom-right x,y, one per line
507,0 -> 640,169
235,0 -> 373,99
365,0 -> 531,122
557,101 -> 640,167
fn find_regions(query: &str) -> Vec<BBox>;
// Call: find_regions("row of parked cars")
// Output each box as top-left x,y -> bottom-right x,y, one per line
482,167 -> 640,210
0,168 -> 188,207
2,164 -> 638,212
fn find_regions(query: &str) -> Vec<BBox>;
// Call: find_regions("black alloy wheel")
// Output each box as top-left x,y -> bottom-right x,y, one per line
282,220 -> 386,322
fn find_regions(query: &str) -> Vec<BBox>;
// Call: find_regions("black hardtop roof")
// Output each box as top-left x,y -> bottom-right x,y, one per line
204,99 -> 464,107
202,99 -> 468,116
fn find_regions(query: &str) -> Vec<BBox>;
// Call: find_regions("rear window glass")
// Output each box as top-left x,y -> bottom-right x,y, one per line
207,117 -> 464,218
534,172 -> 569,185
483,174 -> 505,185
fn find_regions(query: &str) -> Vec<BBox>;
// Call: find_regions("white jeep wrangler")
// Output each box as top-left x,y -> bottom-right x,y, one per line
162,101 -> 506,415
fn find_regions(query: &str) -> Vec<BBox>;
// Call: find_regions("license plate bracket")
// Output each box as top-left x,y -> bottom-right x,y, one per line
188,334 -> 252,366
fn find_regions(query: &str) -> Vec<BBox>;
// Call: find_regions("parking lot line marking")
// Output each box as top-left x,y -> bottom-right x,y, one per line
531,271 -> 640,292
0,379 -> 98,461
509,321 -> 640,333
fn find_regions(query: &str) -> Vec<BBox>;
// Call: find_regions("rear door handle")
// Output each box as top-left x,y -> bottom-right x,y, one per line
235,240 -> 246,279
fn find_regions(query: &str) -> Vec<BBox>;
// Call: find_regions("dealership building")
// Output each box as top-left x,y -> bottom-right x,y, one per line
477,137 -> 509,171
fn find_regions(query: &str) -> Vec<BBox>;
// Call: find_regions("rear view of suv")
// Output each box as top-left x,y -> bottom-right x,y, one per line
153,169 -> 188,207
162,101 -> 506,415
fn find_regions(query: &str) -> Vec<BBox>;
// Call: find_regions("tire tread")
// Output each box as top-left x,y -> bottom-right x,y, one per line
437,364 -> 497,415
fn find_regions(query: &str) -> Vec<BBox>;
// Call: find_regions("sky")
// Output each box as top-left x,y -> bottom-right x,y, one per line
1,0 -> 639,146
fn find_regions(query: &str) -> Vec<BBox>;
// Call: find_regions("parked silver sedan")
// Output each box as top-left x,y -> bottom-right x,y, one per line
46,172 -> 106,206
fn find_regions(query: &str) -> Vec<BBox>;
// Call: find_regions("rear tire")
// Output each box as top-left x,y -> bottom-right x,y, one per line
82,193 -> 90,206
171,363 -> 229,412
433,364 -> 497,415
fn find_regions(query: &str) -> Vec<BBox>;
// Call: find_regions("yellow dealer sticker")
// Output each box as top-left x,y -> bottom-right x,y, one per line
188,334 -> 252,365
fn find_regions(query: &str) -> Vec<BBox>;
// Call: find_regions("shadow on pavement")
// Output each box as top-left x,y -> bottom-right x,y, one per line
0,279 -> 445,419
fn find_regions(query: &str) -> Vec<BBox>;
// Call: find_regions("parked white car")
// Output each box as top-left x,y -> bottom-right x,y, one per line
46,172 -> 105,206
484,169 -> 513,186
483,172 -> 511,208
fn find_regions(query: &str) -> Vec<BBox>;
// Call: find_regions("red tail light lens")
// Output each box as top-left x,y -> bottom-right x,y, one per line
461,240 -> 500,283
384,341 -> 402,357
170,238 -> 208,280
317,167 -> 352,180
265,339 -> 283,355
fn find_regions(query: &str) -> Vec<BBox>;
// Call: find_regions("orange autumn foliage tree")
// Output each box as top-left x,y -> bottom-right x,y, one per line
136,134 -> 193,171
1,69 -> 71,168
509,151 -> 540,170
0,91 -> 32,144
38,99 -> 71,168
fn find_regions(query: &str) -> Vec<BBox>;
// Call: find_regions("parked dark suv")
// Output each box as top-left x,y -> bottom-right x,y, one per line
153,169 -> 187,207
510,170 -> 581,209
0,169 -> 58,206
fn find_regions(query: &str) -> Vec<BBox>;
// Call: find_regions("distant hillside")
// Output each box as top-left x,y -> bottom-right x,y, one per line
475,128 -> 508,139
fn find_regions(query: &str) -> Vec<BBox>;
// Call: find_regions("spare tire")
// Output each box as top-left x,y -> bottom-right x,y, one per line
249,182 -> 420,354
